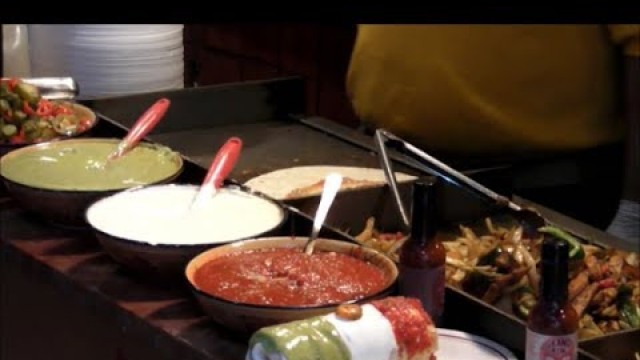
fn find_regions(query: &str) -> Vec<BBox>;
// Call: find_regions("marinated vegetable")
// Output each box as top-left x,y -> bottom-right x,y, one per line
352,214 -> 639,340
0,78 -> 93,144
443,219 -> 640,340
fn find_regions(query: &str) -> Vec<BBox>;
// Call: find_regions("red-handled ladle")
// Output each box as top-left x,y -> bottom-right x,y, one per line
107,98 -> 171,162
190,137 -> 243,210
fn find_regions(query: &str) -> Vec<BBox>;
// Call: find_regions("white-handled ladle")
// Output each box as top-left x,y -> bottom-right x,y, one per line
303,173 -> 343,255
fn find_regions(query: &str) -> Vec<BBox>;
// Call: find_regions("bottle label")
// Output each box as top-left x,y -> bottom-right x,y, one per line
398,264 -> 445,322
525,329 -> 577,360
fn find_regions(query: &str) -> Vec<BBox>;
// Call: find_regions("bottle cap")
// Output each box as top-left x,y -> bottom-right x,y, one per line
540,237 -> 570,302
541,237 -> 569,264
410,178 -> 438,241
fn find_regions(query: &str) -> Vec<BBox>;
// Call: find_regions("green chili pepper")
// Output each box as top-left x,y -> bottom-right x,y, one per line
620,301 -> 640,328
617,284 -> 640,328
539,226 -> 585,260
12,110 -> 27,124
0,82 -> 9,95
4,92 -> 22,110
0,99 -> 10,113
2,124 -> 17,137
511,285 -> 537,319
14,82 -> 40,106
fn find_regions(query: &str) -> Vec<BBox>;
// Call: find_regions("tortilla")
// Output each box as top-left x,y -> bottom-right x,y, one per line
244,166 -> 417,200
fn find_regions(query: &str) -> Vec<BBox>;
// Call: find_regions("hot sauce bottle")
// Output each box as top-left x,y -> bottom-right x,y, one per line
398,179 -> 446,325
526,238 -> 579,360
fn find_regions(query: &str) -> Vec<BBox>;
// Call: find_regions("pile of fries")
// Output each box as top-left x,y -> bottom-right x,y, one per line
353,217 -> 408,262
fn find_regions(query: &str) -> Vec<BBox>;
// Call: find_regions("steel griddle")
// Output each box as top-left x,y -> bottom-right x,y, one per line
83,77 -> 420,184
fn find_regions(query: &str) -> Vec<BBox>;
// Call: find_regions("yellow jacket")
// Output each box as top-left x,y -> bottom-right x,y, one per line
347,25 -> 639,155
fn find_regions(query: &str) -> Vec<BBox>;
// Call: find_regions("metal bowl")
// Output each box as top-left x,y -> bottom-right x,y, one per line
87,184 -> 288,280
0,138 -> 184,226
0,101 -> 99,158
185,237 -> 399,335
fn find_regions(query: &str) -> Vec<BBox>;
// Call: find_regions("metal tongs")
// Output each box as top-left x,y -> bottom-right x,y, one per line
3,77 -> 79,100
374,128 -> 546,238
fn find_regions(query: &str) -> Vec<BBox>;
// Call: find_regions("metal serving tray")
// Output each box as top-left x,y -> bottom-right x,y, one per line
284,167 -> 639,359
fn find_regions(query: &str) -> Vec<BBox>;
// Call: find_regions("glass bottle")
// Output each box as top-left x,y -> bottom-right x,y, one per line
398,179 -> 446,325
525,238 -> 579,360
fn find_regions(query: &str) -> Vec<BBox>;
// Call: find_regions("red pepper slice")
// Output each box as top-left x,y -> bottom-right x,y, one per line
77,118 -> 93,132
36,99 -> 53,117
23,101 -> 36,116
53,104 -> 73,116
7,78 -> 19,92
2,110 -> 12,122
9,133 -> 25,144
598,278 -> 615,289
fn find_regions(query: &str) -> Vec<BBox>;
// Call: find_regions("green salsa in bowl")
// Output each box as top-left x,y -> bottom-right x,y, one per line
0,138 -> 183,226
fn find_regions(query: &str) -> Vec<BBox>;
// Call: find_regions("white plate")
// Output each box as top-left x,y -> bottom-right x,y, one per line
437,329 -> 518,360
243,165 -> 417,201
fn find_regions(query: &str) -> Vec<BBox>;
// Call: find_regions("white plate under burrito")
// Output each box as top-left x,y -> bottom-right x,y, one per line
436,329 -> 518,360
244,165 -> 417,201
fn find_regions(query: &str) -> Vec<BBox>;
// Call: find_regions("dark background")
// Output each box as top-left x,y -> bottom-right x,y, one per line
184,24 -> 359,127
0,24 -> 359,127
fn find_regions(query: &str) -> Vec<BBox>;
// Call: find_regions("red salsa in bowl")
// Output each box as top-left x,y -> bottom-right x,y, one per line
185,237 -> 398,333
193,248 -> 388,307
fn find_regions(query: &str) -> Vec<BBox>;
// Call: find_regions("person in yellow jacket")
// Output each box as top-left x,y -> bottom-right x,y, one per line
347,25 -> 639,243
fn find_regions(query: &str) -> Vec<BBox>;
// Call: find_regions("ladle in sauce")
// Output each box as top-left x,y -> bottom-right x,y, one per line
303,173 -> 343,255
106,98 -> 171,162
190,137 -> 243,210
84,98 -> 170,171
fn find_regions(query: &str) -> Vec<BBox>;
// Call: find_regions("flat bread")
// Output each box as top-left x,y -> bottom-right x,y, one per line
244,166 -> 417,200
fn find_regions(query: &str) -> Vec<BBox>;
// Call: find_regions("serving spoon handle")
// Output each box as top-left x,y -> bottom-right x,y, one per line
190,137 -> 243,210
107,98 -> 170,161
304,173 -> 343,255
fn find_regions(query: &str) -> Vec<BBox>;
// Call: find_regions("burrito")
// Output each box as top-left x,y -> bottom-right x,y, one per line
247,297 -> 438,360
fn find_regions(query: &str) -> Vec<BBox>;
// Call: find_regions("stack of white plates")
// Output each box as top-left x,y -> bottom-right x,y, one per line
28,24 -> 184,99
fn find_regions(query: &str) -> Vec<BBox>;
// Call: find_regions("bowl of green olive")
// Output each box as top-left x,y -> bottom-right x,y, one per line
0,77 -> 98,158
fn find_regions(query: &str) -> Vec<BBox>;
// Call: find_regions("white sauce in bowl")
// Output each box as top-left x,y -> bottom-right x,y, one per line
86,184 -> 284,246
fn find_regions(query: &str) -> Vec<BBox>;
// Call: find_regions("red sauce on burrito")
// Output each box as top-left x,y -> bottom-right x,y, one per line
193,248 -> 387,307
371,297 -> 437,358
